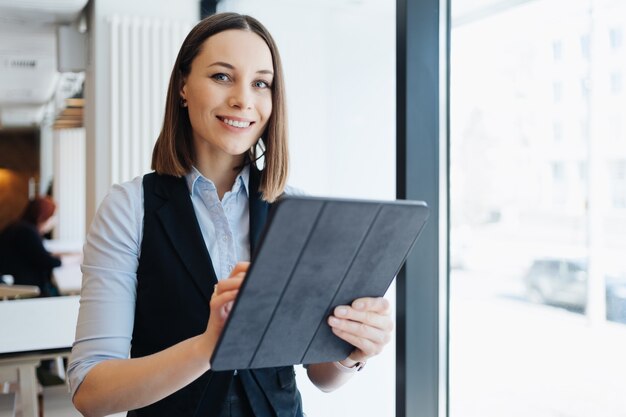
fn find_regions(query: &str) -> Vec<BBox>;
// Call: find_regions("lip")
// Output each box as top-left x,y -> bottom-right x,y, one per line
216,115 -> 256,132
216,115 -> 255,123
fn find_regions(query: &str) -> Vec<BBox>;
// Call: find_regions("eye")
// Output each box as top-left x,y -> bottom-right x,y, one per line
254,80 -> 271,89
211,73 -> 231,82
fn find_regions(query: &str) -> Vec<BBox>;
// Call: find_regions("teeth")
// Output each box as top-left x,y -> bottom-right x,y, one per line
222,118 -> 251,128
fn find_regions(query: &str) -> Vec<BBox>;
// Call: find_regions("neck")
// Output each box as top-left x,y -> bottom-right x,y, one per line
194,153 -> 245,200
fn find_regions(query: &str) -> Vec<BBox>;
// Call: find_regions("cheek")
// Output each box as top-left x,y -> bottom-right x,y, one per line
260,97 -> 273,123
188,97 -> 215,126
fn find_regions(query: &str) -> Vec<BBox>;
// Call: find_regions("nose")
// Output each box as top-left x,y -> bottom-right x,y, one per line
228,84 -> 253,110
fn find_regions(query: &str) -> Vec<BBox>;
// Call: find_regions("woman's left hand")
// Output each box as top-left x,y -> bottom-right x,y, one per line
327,297 -> 393,363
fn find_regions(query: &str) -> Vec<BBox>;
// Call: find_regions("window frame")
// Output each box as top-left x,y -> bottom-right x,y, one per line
396,0 -> 449,416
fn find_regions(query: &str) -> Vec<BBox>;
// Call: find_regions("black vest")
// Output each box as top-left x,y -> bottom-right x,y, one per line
129,170 -> 303,417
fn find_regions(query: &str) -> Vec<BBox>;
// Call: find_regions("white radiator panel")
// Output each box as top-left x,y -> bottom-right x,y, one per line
109,15 -> 193,185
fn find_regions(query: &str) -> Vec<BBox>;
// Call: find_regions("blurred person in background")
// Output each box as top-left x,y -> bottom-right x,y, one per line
0,196 -> 61,296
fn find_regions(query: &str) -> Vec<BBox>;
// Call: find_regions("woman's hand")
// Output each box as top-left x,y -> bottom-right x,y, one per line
327,297 -> 393,364
202,262 -> 249,361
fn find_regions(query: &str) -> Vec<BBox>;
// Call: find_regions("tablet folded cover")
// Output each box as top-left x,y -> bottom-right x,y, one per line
210,196 -> 429,371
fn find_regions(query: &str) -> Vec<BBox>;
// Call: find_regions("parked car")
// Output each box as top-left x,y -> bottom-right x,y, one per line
523,258 -> 626,324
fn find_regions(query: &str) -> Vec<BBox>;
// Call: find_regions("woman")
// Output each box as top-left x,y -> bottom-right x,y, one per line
0,196 -> 60,296
69,12 -> 393,417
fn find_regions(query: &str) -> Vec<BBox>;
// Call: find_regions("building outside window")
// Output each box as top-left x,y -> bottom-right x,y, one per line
450,0 -> 626,416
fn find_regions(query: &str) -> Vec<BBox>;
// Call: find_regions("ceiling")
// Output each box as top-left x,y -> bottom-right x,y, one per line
0,0 -> 88,128
0,0 -> 531,128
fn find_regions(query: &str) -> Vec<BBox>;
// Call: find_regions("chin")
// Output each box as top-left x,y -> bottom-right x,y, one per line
222,140 -> 258,157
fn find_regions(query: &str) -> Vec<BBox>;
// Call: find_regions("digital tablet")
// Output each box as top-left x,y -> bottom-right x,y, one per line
210,196 -> 429,371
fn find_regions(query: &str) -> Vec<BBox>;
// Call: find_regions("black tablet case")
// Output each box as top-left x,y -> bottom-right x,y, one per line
210,196 -> 429,371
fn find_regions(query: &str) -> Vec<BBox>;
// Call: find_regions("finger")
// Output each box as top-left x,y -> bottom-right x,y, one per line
333,305 -> 393,332
214,277 -> 244,295
352,297 -> 391,314
331,327 -> 382,358
229,262 -> 250,277
328,316 -> 392,345
210,289 -> 239,311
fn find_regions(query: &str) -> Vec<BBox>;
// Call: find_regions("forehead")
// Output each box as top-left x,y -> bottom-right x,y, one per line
196,29 -> 273,71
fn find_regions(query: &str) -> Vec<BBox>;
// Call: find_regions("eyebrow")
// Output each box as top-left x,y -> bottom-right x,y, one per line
207,61 -> 274,76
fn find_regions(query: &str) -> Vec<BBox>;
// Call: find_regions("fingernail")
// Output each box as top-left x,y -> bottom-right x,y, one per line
354,301 -> 364,310
329,317 -> 339,325
337,307 -> 348,316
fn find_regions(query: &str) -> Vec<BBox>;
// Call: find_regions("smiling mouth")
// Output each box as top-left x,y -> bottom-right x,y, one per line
217,116 -> 254,129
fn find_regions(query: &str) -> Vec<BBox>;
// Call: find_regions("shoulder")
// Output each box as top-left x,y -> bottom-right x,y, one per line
87,176 -> 144,250
96,176 -> 144,222
282,184 -> 308,197
105,176 -> 144,206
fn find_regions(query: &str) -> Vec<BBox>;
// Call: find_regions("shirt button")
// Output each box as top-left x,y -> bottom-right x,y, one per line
222,235 -> 228,242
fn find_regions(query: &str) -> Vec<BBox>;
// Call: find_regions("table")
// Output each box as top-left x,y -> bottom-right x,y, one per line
0,285 -> 40,301
0,296 -> 80,417
52,253 -> 83,296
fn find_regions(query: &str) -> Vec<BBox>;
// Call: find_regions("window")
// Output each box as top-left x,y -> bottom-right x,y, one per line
581,118 -> 590,140
553,81 -> 563,102
553,40 -> 563,60
451,1 -> 626,416
609,115 -> 623,142
610,160 -> 626,209
553,121 -> 563,142
580,77 -> 589,99
610,71 -> 622,94
581,33 -> 590,59
578,161 -> 587,181
610,27 -> 623,50
552,161 -> 565,181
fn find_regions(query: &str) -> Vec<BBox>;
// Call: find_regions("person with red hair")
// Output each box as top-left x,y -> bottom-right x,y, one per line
0,196 -> 61,296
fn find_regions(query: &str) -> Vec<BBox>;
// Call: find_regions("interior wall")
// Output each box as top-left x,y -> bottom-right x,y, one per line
0,129 -> 39,230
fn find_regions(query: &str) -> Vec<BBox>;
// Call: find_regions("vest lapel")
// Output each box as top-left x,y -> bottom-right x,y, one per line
151,169 -> 269,303
153,175 -> 217,302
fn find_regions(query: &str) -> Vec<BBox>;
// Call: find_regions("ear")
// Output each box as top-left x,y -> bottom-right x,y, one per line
180,82 -> 187,101
179,71 -> 189,101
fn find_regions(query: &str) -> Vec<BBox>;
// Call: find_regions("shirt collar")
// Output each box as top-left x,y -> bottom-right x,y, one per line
185,164 -> 250,197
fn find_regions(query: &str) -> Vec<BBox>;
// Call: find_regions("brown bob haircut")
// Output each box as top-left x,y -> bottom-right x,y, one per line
151,12 -> 288,202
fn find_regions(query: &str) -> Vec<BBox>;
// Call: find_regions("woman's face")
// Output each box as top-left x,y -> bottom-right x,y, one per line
181,29 -> 274,162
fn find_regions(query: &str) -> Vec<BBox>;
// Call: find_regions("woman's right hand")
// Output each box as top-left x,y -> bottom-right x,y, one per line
203,262 -> 249,361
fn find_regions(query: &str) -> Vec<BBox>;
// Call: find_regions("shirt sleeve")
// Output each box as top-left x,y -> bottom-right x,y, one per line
67,177 -> 144,398
282,185 -> 308,197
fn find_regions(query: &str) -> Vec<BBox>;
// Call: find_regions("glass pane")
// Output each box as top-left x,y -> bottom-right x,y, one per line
450,1 -> 626,416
